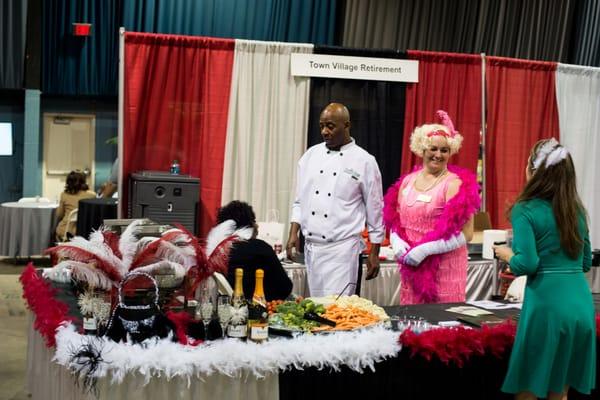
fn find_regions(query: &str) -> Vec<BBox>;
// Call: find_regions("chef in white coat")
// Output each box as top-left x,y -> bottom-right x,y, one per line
286,103 -> 384,297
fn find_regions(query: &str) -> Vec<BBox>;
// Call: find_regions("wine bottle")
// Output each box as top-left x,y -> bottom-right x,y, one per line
227,268 -> 248,339
247,269 -> 269,342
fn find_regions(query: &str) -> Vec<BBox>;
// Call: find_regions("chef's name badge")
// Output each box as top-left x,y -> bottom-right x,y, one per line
343,168 -> 361,181
416,193 -> 432,203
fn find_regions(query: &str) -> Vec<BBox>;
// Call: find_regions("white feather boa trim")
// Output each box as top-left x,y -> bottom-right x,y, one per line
53,323 -> 401,383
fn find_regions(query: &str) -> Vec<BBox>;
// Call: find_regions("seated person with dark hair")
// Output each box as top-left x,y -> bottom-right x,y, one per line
217,201 -> 293,301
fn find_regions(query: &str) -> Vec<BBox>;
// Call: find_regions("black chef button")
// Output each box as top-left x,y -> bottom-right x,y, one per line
328,193 -> 331,196
340,152 -> 343,156
327,150 -> 331,154
308,232 -> 312,236
320,170 -> 323,174
315,190 -> 319,194
311,211 -> 315,215
333,172 -> 337,176
322,235 -> 326,239
324,214 -> 328,218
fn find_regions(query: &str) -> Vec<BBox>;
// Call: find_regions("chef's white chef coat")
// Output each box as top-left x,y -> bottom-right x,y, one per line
291,139 -> 384,296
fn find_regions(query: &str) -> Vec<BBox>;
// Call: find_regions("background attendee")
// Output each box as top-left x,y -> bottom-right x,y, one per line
218,200 -> 293,301
55,171 -> 96,241
99,158 -> 118,198
494,138 -> 595,400
286,103 -> 384,297
383,111 -> 479,304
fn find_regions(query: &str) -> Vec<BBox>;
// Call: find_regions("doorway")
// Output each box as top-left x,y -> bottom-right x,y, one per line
42,114 -> 95,201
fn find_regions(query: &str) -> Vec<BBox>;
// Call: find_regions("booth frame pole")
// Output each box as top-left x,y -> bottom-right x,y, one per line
117,27 -> 125,218
480,53 -> 487,212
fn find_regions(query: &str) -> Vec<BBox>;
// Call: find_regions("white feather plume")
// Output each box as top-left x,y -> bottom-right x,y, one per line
233,226 -> 253,241
544,146 -> 568,167
70,262 -> 115,290
88,228 -> 106,244
134,260 -> 187,279
42,262 -> 72,283
119,220 -> 144,267
137,236 -> 159,251
532,138 -> 559,169
155,241 -> 196,269
205,220 -> 236,257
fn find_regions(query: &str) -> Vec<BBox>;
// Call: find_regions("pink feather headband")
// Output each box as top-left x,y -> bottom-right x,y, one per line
427,110 -> 458,138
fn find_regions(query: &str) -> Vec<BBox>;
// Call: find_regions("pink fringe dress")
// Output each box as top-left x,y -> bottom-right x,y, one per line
397,172 -> 468,304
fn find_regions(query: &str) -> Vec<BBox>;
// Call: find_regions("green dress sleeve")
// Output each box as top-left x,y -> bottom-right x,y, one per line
509,203 -> 540,276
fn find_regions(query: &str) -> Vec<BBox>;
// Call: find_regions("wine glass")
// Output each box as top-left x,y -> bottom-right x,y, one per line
217,295 -> 232,338
197,281 -> 215,337
198,297 -> 214,337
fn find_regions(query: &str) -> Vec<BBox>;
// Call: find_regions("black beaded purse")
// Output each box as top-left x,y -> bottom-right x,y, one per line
104,271 -> 177,343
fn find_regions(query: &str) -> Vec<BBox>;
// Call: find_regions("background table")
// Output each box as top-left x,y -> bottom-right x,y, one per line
76,198 -> 118,239
283,258 -> 496,306
0,201 -> 58,257
284,258 -> 600,305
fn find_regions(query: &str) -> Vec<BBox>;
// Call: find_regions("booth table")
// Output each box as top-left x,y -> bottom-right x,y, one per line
0,201 -> 58,257
76,198 -> 118,239
25,297 -> 599,400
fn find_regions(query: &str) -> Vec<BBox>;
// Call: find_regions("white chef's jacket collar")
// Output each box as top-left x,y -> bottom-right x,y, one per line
324,138 -> 356,152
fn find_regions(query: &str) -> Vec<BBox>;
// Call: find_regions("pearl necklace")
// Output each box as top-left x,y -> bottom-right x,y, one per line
415,169 -> 448,192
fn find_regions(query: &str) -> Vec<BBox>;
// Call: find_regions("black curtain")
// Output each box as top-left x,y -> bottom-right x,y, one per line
341,0 -> 577,63
569,0 -> 600,67
24,0 -> 42,89
0,0 -> 27,89
307,46 -> 406,191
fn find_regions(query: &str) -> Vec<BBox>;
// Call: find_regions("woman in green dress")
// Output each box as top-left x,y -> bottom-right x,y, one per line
494,138 -> 595,400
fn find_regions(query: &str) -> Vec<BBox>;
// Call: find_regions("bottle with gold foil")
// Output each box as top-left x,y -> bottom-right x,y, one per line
226,268 -> 248,339
247,269 -> 269,342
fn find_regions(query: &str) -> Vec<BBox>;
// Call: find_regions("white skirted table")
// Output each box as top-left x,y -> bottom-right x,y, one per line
283,259 -> 497,305
0,201 -> 58,257
284,260 -> 600,303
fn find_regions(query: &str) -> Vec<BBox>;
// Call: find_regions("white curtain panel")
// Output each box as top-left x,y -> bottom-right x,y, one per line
221,40 -> 313,233
556,64 -> 600,249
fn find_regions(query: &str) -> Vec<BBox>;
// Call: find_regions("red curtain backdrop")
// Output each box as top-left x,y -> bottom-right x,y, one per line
123,32 -> 235,236
401,51 -> 482,176
486,57 -> 559,229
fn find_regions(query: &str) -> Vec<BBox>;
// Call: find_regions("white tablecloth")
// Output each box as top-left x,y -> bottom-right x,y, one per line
0,202 -> 58,257
283,259 -> 496,306
284,261 -> 600,304
26,321 -> 278,400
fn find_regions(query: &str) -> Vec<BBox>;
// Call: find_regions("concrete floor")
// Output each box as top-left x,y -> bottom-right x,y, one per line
0,259 -> 45,400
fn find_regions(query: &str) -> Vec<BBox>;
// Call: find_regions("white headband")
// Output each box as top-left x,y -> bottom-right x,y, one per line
532,138 -> 568,169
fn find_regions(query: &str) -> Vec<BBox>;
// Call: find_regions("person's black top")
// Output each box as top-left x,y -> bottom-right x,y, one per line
226,238 -> 293,301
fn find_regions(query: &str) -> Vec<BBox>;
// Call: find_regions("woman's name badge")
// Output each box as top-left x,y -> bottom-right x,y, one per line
416,193 -> 432,203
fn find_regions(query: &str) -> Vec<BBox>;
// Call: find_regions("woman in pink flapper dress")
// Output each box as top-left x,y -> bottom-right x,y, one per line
383,111 -> 480,304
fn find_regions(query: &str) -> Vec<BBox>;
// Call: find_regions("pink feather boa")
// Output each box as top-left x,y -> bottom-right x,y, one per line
20,263 -> 73,347
383,165 -> 480,303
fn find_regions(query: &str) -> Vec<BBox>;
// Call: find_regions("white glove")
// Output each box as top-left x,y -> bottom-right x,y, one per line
403,233 -> 467,266
390,232 -> 410,260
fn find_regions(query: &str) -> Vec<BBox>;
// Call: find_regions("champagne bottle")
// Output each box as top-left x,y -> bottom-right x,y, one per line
227,268 -> 248,339
247,269 -> 269,342
83,311 -> 97,335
